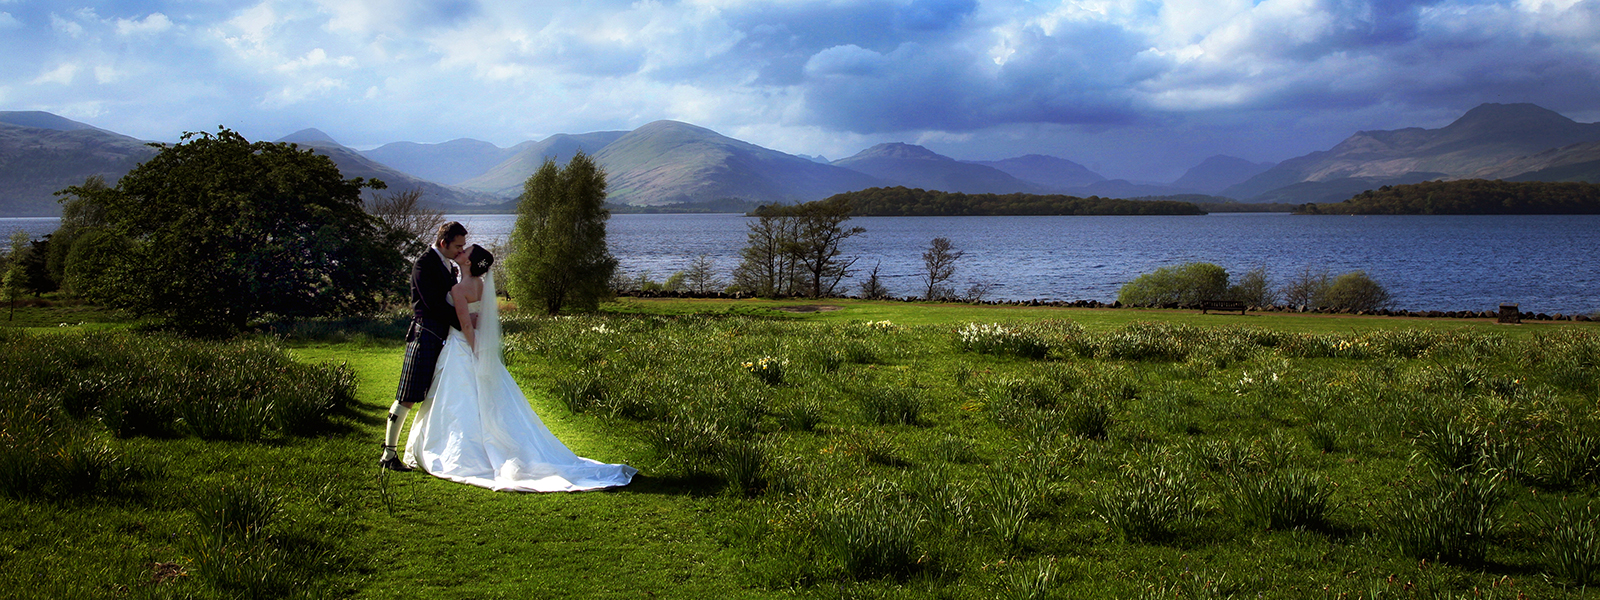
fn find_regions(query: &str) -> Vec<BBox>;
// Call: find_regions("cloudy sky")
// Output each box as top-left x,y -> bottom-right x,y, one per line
3,0 -> 1598,181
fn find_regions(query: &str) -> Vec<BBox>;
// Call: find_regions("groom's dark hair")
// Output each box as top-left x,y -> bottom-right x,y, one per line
467,245 -> 494,277
436,221 -> 468,246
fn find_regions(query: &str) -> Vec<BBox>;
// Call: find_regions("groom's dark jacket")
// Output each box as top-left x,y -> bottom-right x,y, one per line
409,249 -> 461,340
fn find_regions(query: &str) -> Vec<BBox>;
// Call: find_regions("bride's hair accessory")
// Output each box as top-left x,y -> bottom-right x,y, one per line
468,244 -> 495,277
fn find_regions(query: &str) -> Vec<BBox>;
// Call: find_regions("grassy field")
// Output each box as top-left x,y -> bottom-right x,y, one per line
2,299 -> 1597,599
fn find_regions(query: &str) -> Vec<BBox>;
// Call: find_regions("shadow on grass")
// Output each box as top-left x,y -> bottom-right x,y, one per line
612,473 -> 724,498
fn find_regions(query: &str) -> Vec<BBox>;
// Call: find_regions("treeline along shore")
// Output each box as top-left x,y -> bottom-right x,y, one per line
609,288 -> 1596,322
792,186 -> 1209,217
1297,179 -> 1600,214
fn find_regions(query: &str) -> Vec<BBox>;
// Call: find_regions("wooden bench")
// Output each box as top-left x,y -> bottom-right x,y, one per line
1200,299 -> 1247,315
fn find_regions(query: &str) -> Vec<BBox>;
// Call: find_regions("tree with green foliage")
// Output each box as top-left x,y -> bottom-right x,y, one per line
1117,262 -> 1230,307
732,212 -> 801,297
1281,268 -> 1331,308
1300,179 -> 1600,215
53,128 -> 401,334
1322,271 -> 1391,312
1228,266 -> 1277,307
921,237 -> 963,300
784,197 -> 864,298
506,151 -> 618,314
49,175 -> 111,288
3,231 -> 27,319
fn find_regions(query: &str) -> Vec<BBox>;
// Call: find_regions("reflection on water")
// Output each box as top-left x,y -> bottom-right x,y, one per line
6,213 -> 1597,314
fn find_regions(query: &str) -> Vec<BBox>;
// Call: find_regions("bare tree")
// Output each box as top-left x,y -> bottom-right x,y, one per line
921,237 -> 964,300
732,211 -> 801,297
858,261 -> 891,299
368,188 -> 444,258
683,254 -> 724,294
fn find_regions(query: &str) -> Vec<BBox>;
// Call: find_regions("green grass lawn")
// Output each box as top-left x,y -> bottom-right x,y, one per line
3,298 -> 1598,599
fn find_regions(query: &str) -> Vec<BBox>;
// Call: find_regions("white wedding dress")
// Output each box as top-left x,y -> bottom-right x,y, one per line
404,273 -> 636,492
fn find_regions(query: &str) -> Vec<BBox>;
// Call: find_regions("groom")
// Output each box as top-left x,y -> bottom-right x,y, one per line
380,221 -> 468,472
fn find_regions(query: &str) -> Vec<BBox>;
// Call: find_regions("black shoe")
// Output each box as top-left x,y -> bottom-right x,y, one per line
379,456 -> 413,472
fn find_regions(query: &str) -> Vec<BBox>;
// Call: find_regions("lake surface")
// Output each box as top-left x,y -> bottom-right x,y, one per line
6,213 -> 1596,314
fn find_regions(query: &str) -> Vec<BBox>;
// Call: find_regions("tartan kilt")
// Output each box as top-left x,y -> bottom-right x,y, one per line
395,320 -> 447,405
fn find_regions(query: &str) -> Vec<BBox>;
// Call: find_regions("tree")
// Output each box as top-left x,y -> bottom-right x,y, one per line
367,187 -> 443,259
20,237 -> 56,296
1323,271 -> 1391,312
1229,265 -> 1277,307
506,151 -> 618,314
732,211 -> 801,297
783,198 -> 864,299
1281,268 -> 1331,308
53,128 -> 400,334
859,262 -> 891,299
3,231 -> 26,319
921,237 -> 963,300
734,198 -> 864,298
1117,262 -> 1229,307
682,254 -> 724,294
49,175 -> 111,288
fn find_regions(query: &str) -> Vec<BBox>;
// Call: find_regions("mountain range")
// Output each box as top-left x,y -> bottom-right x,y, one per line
2,103 -> 1598,216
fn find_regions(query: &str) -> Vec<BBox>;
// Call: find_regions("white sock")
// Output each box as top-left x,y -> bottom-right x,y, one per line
383,402 -> 410,461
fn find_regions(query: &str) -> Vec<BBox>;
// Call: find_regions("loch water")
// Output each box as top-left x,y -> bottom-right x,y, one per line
6,213 -> 1596,315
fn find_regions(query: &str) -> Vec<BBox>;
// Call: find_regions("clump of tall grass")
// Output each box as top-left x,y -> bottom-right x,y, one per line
1390,469 -> 1506,564
1093,464 -> 1203,543
807,482 -> 938,581
982,469 -> 1042,549
553,368 -> 608,414
1521,330 -> 1599,391
743,356 -> 787,385
1224,469 -> 1333,531
855,385 -> 925,426
1529,433 -> 1600,489
0,390 -> 146,500
933,433 -> 982,464
1092,322 -> 1205,361
642,414 -> 731,475
185,482 -> 295,598
989,556 -> 1067,600
0,331 -> 355,442
840,430 -> 909,467
721,440 -> 770,497
955,322 -> 1050,359
1539,502 -> 1600,585
776,394 -> 825,432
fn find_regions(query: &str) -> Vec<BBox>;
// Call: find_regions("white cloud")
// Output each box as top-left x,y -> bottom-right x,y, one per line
32,63 -> 78,85
0,12 -> 20,28
116,13 -> 173,36
50,12 -> 85,37
276,48 -> 357,73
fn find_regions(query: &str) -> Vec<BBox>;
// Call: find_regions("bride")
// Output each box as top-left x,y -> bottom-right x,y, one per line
404,244 -> 636,492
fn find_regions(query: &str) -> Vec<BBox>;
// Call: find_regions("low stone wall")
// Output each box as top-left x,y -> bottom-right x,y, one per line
609,290 -> 1594,321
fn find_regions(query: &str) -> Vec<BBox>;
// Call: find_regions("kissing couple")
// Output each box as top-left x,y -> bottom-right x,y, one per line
378,221 -> 636,492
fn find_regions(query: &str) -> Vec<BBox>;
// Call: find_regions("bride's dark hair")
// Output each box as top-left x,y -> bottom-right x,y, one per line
468,245 -> 494,277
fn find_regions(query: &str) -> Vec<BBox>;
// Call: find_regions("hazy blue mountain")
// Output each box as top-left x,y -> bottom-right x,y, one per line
1171,155 -> 1275,195
1225,103 -> 1600,202
593,121 -> 884,206
273,131 -> 503,208
0,111 -> 107,132
0,114 -> 157,216
362,138 -> 517,185
968,154 -> 1104,190
833,143 -> 1038,194
459,131 -> 628,197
